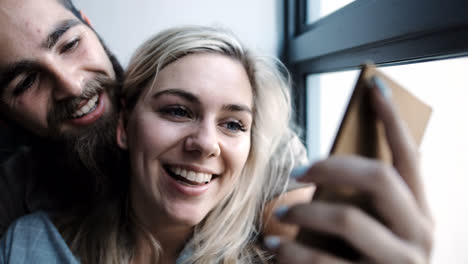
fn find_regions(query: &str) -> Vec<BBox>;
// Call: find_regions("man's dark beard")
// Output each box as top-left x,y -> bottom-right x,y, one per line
62,105 -> 120,187
31,111 -> 124,212
42,74 -> 126,197
46,74 -> 113,138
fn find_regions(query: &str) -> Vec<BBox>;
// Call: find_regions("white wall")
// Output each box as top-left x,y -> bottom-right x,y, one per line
74,0 -> 284,66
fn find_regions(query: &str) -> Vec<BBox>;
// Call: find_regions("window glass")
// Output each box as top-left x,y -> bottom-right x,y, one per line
306,56 -> 468,264
306,69 -> 358,158
307,0 -> 355,24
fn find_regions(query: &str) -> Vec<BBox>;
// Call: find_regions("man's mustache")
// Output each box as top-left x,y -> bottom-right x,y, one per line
47,74 -> 115,126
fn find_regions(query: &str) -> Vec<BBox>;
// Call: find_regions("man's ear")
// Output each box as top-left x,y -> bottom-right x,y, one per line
79,10 -> 93,27
116,112 -> 128,149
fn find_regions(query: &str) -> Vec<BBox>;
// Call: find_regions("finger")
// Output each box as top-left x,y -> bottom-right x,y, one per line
262,187 -> 315,239
368,77 -> 429,215
264,236 -> 354,264
296,157 -> 427,241
369,76 -> 418,175
277,202 -> 428,263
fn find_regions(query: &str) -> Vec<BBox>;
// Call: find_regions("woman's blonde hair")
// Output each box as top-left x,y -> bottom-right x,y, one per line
60,25 -> 294,264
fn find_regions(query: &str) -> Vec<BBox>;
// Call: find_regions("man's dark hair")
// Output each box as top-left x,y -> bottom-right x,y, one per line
57,0 -> 84,21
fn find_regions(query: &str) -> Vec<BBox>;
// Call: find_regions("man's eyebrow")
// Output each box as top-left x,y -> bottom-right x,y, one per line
152,89 -> 200,103
42,19 -> 81,50
0,60 -> 39,95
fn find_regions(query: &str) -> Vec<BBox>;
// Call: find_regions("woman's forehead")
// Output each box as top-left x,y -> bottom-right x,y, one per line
145,53 -> 253,106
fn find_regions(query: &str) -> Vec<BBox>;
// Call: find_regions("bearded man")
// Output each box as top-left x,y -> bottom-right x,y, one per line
0,0 -> 125,235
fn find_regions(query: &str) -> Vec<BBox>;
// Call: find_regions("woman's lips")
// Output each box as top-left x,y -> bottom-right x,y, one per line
163,165 -> 216,196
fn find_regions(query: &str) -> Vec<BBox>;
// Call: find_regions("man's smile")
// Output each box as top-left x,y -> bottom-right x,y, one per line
67,92 -> 107,126
71,94 -> 99,118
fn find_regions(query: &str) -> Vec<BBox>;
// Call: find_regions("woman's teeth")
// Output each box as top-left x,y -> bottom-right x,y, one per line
171,167 -> 212,184
71,94 -> 99,118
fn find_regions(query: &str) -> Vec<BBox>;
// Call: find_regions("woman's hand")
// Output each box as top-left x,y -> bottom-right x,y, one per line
265,79 -> 434,263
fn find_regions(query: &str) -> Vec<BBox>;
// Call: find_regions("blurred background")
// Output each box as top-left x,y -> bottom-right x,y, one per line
75,0 -> 468,262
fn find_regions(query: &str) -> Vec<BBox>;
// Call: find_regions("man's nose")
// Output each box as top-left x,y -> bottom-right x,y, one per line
184,122 -> 221,158
51,65 -> 84,100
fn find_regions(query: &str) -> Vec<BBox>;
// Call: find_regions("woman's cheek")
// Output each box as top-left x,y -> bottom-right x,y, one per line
223,135 -> 251,176
132,115 -> 185,151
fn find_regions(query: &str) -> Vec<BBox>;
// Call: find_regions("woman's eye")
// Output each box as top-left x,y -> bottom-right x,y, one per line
224,121 -> 247,132
61,38 -> 80,53
13,72 -> 38,96
160,106 -> 192,119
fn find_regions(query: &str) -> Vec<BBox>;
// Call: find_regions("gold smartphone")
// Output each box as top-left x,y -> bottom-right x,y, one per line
295,64 -> 432,260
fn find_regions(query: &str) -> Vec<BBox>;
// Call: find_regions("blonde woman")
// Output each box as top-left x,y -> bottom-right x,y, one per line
114,25 -> 296,263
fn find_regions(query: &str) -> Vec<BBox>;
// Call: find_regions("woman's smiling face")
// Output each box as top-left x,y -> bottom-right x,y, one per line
120,53 -> 253,226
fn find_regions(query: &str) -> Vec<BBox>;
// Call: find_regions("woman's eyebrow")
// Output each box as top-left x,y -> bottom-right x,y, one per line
151,88 -> 252,114
222,104 -> 252,115
151,88 -> 199,103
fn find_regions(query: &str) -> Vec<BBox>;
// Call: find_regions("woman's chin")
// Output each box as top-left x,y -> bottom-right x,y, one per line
167,206 -> 208,226
170,214 -> 205,227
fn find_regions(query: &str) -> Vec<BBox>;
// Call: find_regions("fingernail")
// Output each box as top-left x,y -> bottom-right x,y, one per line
370,76 -> 392,99
264,235 -> 281,250
274,205 -> 289,219
290,165 -> 309,180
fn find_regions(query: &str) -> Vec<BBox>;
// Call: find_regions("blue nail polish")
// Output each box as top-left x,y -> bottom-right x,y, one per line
290,165 -> 309,180
264,236 -> 281,250
274,205 -> 289,219
371,76 -> 392,99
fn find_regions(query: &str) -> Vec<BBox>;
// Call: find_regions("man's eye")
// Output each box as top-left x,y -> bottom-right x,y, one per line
61,38 -> 80,53
13,72 -> 38,96
224,121 -> 247,132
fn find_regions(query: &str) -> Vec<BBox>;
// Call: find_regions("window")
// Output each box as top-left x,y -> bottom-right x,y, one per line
285,1 -> 468,263
306,0 -> 355,24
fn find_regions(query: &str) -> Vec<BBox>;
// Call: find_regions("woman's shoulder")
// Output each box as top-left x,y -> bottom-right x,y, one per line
0,211 -> 79,264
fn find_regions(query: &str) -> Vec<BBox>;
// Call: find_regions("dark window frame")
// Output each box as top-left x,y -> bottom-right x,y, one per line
284,0 -> 468,143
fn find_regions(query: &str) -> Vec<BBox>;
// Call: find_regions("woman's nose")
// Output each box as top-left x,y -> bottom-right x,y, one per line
184,123 -> 221,158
